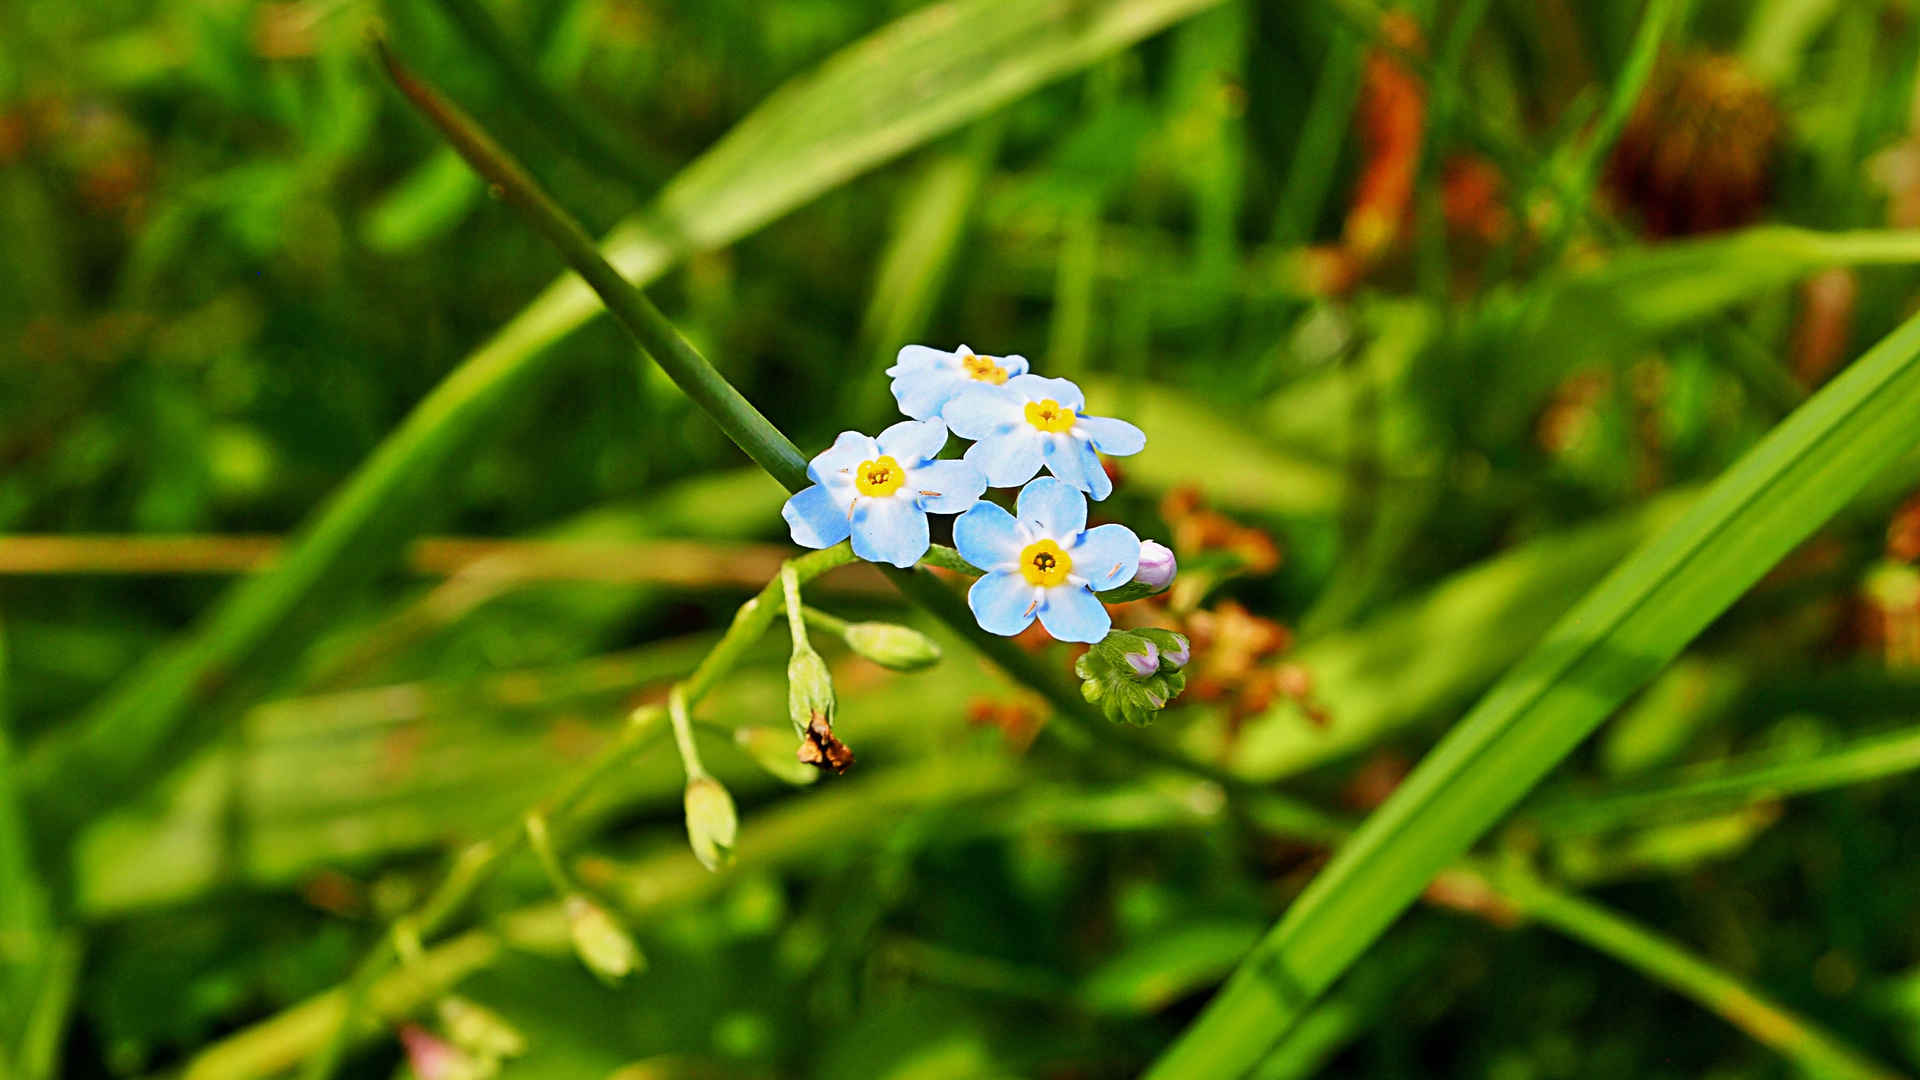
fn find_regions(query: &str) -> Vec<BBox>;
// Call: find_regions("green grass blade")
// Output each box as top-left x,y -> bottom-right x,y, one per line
20,0 -> 1226,837
1503,873 -> 1901,1080
1532,721 -> 1920,837
1146,307 -> 1920,1078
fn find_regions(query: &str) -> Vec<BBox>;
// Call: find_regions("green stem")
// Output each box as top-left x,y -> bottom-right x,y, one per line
425,0 -> 660,186
798,606 -> 851,638
666,685 -> 707,781
1500,870 -> 1902,1080
780,564 -> 810,652
522,815 -> 573,897
377,42 -> 809,493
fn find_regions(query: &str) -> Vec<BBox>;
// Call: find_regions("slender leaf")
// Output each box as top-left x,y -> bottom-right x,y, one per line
1146,307 -> 1920,1077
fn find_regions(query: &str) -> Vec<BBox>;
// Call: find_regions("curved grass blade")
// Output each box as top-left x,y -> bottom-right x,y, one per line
1146,307 -> 1920,1078
1530,721 -> 1920,837
20,0 -> 1227,837
1503,871 -> 1901,1080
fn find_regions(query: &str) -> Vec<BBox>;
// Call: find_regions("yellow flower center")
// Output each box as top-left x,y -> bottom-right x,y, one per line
961,353 -> 1008,384
1024,398 -> 1076,433
854,455 -> 905,496
1018,538 -> 1073,587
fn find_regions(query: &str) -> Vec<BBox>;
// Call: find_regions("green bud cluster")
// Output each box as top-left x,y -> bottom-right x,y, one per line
1074,628 -> 1190,726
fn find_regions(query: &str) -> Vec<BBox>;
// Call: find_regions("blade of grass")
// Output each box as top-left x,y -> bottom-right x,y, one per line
1530,722 -> 1920,837
21,0 -> 1228,841
1146,302 -> 1920,1077
1499,869 -> 1901,1080
0,614 -> 51,1072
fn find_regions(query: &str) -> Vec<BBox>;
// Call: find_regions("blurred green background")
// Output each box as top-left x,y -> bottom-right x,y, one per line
8,0 -> 1920,1076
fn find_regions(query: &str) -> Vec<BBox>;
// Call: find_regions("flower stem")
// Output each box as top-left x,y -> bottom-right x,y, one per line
377,41 -> 810,493
666,686 -> 707,781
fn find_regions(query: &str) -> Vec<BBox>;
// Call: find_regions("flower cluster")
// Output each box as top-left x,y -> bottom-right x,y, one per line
782,345 -> 1165,645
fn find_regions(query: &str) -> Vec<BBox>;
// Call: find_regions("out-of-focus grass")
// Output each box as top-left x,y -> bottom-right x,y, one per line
9,0 -> 1920,1077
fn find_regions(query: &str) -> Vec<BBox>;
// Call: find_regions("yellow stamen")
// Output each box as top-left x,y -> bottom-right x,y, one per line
1024,398 -> 1076,433
960,352 -> 1008,384
1018,538 -> 1072,587
854,456 -> 905,496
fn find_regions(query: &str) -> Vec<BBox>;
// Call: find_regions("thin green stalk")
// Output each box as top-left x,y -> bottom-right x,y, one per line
425,0 -> 659,186
666,685 -> 706,781
0,613 -> 51,1066
1530,723 -> 1920,837
15,933 -> 80,1080
378,43 -> 808,493
1272,15 -> 1362,247
1561,0 -> 1675,192
780,565 -> 809,652
1500,870 -> 1901,1080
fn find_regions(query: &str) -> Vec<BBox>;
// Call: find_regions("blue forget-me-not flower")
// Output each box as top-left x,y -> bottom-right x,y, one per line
886,344 -> 1029,421
953,476 -> 1139,643
943,375 -> 1145,500
783,418 -> 986,567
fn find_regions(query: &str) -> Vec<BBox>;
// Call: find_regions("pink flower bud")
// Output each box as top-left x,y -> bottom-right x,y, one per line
1134,540 -> 1177,590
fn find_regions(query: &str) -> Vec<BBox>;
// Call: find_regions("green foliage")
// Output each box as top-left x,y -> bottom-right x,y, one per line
11,0 -> 1920,1077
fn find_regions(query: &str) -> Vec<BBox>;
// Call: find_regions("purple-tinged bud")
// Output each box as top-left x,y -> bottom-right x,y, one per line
1123,641 -> 1160,679
399,1025 -> 480,1080
1159,634 -> 1190,669
1134,540 -> 1177,590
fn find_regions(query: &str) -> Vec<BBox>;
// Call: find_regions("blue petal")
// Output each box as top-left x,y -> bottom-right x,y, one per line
1007,374 -> 1085,411
963,429 -> 1046,488
1076,415 -> 1145,456
1038,433 -> 1097,497
953,500 -> 1024,571
807,431 -> 878,487
891,371 -> 962,421
969,570 -> 1040,636
998,353 -> 1030,378
887,344 -> 955,377
942,385 -> 1023,439
849,496 -> 930,568
1015,475 -> 1086,539
783,484 -> 852,550
1071,523 -> 1140,590
878,418 -> 949,464
1070,437 -> 1114,501
1036,584 -> 1110,643
910,459 -> 986,515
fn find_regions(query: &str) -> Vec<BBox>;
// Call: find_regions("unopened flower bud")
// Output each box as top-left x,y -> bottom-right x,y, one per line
1137,628 -> 1191,670
786,647 -> 835,738
683,775 -> 739,872
1134,540 -> 1178,590
734,726 -> 821,786
399,1024 -> 484,1080
841,621 -> 942,671
436,995 -> 526,1060
1122,640 -> 1161,679
566,893 -> 643,983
